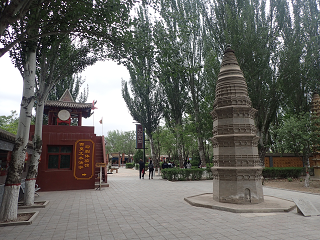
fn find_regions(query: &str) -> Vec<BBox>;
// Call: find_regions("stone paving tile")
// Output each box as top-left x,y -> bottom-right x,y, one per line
2,168 -> 320,240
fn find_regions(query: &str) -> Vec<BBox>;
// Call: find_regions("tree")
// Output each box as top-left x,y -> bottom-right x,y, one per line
121,5 -> 163,168
133,149 -> 144,164
0,0 -> 37,38
152,126 -> 176,160
0,39 -> 36,221
23,36 -> 97,207
0,0 -> 134,222
0,111 -> 19,134
153,9 -> 188,168
204,0 -> 281,163
277,0 -> 320,115
273,113 -> 320,187
105,130 -> 136,160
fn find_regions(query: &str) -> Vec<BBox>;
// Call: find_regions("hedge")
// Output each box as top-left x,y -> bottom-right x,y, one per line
126,163 -> 135,169
161,167 -> 308,181
262,167 -> 305,179
161,168 -> 207,181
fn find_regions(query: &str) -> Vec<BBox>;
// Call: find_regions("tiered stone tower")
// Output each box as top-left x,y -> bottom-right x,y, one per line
211,46 -> 264,204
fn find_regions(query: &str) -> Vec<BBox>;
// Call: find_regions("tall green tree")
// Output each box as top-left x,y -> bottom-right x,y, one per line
205,0 -> 281,163
153,2 -> 188,168
121,5 -> 163,168
0,0 -> 134,222
273,113 -> 320,187
277,0 -> 320,114
23,36 -> 97,207
0,111 -> 19,134
105,130 -> 135,160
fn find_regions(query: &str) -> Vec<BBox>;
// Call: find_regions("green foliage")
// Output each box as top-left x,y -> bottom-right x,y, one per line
105,130 -> 135,156
272,113 -> 320,168
133,149 -> 144,164
0,111 -> 19,134
125,163 -> 135,169
161,168 -> 206,181
262,167 -> 304,179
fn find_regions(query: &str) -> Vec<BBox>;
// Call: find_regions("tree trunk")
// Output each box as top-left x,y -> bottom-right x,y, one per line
197,137 -> 206,167
24,100 -> 44,205
177,133 -> 183,168
0,47 -> 36,221
148,135 -> 157,168
304,155 -> 310,188
258,130 -> 267,166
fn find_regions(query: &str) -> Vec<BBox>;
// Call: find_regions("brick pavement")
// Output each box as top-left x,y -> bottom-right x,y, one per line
1,167 -> 320,240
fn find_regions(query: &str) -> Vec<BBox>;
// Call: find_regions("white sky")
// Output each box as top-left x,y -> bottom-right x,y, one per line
0,53 -> 136,136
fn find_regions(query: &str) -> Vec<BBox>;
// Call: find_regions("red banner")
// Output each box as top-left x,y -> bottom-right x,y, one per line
136,124 -> 144,149
74,140 -> 95,180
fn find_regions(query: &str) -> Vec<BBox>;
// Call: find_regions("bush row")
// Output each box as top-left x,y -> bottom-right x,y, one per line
161,168 -> 212,181
125,163 -> 135,169
262,167 -> 312,178
161,167 -> 311,181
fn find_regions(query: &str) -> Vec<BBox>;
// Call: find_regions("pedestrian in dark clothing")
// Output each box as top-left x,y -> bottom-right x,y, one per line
162,161 -> 168,169
139,159 -> 145,179
149,160 -> 154,179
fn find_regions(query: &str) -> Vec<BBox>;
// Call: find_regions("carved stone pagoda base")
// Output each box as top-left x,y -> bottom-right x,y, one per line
212,167 -> 264,204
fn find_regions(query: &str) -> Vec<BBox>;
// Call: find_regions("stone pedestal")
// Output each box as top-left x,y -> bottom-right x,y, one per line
211,46 -> 264,204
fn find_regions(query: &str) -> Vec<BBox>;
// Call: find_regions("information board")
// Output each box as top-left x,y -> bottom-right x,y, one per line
74,139 -> 95,180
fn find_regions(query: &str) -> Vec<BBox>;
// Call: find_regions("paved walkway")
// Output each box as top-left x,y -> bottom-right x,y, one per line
1,167 -> 320,240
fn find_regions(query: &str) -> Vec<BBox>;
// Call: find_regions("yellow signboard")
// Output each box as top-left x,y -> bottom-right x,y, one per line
74,139 -> 95,180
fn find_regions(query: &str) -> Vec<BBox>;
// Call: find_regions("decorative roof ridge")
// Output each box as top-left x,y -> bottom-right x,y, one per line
59,89 -> 75,102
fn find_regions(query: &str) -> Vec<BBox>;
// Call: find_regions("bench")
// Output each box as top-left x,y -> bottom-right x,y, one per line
19,179 -> 40,201
109,167 -> 119,173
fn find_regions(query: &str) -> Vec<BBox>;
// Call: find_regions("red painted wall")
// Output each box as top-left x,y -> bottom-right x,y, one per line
30,125 -> 97,191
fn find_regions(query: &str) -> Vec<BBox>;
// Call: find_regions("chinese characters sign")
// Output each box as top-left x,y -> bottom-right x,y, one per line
74,140 -> 95,180
136,124 -> 144,149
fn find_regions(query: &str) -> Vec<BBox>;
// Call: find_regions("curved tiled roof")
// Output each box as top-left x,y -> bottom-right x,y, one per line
0,128 -> 16,143
0,128 -> 33,147
44,100 -> 92,109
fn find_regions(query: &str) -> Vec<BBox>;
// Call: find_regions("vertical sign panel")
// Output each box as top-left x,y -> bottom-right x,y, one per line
74,139 -> 95,180
136,124 -> 144,149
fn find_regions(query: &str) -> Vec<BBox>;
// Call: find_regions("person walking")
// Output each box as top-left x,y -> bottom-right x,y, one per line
139,159 -> 145,179
149,160 -> 154,179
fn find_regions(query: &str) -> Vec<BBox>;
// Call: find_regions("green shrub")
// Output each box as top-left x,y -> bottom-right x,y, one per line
262,167 -> 304,179
126,163 -> 135,169
161,168 -> 206,181
287,177 -> 293,182
133,149 -> 144,163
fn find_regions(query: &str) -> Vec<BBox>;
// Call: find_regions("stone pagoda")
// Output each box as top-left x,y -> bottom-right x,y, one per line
211,46 -> 264,204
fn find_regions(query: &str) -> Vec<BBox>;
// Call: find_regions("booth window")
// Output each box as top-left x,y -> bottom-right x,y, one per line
48,146 -> 72,169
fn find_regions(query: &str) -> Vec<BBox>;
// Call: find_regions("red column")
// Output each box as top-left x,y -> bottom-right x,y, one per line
78,112 -> 82,126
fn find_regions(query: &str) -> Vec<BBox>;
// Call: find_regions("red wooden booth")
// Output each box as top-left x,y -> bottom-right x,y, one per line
29,90 -> 107,191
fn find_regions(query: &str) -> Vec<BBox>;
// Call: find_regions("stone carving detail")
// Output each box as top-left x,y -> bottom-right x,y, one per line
211,46 -> 264,204
213,124 -> 257,136
212,155 -> 261,167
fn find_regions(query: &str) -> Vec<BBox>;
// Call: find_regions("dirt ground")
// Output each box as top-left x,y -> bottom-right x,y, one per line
263,178 -> 320,194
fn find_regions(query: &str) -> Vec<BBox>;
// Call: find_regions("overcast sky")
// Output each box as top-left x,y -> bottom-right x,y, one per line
0,53 -> 136,136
